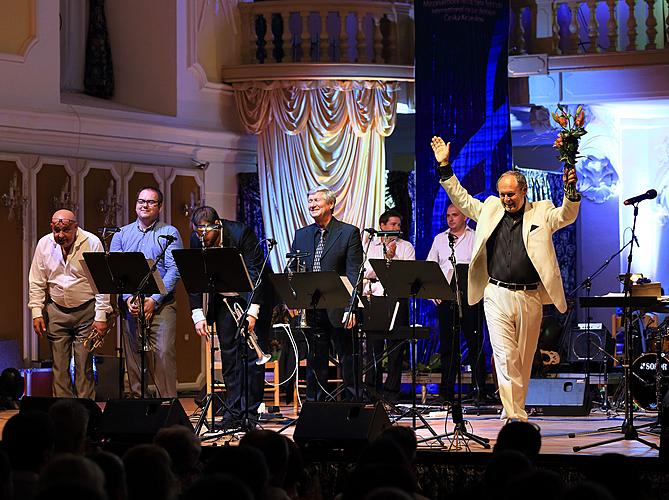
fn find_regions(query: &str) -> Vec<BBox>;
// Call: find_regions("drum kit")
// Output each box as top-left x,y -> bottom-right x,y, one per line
630,317 -> 669,412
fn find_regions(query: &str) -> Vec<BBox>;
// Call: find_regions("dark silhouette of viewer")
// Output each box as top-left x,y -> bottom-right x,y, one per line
493,421 -> 542,461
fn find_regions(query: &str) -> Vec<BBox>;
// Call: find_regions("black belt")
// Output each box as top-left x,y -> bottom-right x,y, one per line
489,278 -> 538,291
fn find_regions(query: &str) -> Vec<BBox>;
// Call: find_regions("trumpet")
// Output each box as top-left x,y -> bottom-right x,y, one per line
80,306 -> 118,352
222,297 -> 271,365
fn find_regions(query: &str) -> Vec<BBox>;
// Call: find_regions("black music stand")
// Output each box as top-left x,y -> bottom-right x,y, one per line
370,259 -> 451,442
270,271 -> 354,403
173,247 -> 253,435
82,252 -> 166,399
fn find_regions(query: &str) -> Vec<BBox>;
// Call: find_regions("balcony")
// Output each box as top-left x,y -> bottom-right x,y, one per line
220,0 -> 414,83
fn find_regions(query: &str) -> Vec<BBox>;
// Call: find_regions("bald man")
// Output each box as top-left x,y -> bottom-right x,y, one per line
28,210 -> 112,398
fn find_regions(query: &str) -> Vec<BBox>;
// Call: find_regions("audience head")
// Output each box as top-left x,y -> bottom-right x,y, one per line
38,454 -> 105,498
48,399 -> 90,455
380,426 -> 417,463
2,411 -> 55,472
0,450 -> 12,500
182,473 -> 253,500
493,421 -> 542,461
123,444 -> 176,500
484,449 -> 533,493
87,450 -> 127,500
204,445 -> 269,500
154,425 -> 201,489
239,429 -> 289,487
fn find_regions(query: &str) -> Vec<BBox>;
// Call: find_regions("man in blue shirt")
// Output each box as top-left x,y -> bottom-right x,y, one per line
110,186 -> 183,398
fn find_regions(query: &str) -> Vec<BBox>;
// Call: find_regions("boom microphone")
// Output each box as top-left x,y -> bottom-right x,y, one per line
98,227 -> 121,233
623,189 -> 657,206
159,234 -> 177,243
286,251 -> 310,259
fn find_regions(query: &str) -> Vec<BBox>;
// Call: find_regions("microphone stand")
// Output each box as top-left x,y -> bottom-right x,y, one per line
130,238 -> 173,399
234,238 -> 276,432
572,202 -> 658,452
420,234 -> 489,450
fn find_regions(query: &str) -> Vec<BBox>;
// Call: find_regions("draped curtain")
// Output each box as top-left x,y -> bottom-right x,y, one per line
233,80 -> 399,272
237,172 -> 266,245
519,168 -> 578,296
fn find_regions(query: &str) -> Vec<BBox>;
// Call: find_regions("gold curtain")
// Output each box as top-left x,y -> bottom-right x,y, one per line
233,80 -> 399,272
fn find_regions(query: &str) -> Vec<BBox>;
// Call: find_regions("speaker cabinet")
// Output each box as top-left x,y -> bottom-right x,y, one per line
98,398 -> 193,442
93,355 -> 121,401
293,401 -> 391,451
567,325 -> 612,363
19,396 -> 103,435
526,378 -> 591,416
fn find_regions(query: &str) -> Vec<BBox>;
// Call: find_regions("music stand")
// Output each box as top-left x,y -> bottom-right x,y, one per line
369,259 -> 451,441
173,247 -> 253,435
82,252 -> 166,399
270,271 -> 354,405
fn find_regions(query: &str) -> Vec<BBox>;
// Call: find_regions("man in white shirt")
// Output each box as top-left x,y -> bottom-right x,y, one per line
427,204 -> 487,404
28,209 -> 112,399
363,209 -> 415,401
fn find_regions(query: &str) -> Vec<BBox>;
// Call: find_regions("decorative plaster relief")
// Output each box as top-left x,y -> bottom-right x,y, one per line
656,137 -> 669,226
578,155 -> 619,203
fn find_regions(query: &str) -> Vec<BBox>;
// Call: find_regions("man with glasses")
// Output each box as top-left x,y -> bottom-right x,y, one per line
111,187 -> 183,398
431,137 -> 580,423
28,209 -> 112,398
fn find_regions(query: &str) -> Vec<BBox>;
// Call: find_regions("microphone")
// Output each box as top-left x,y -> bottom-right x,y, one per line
266,238 -> 277,246
286,251 -> 310,259
98,226 -> 121,233
159,234 -> 177,243
376,230 -> 402,237
623,189 -> 657,205
363,228 -> 377,235
448,232 -> 458,244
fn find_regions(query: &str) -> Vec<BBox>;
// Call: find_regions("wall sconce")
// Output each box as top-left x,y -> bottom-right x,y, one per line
183,191 -> 201,218
98,179 -> 122,226
1,172 -> 27,224
51,178 -> 78,214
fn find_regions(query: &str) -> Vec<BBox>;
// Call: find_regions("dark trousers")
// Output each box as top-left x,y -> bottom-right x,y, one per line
438,300 -> 486,398
306,310 -> 356,401
365,337 -> 405,396
212,295 -> 269,419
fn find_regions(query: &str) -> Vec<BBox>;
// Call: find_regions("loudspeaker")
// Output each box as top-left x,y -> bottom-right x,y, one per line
93,355 -> 121,401
19,396 -> 103,435
526,378 -> 591,416
98,398 -> 193,442
567,325 -> 612,362
293,401 -> 391,451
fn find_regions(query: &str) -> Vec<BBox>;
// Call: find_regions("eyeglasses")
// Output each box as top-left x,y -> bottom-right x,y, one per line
136,199 -> 160,206
499,193 -> 519,199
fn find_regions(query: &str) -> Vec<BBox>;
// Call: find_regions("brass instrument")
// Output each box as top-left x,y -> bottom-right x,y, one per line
80,297 -> 119,352
222,297 -> 271,365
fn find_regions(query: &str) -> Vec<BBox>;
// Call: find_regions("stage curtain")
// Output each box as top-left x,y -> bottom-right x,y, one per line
237,172 -> 266,246
233,80 -> 399,272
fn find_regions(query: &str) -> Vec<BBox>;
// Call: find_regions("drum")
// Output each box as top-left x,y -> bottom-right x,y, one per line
631,353 -> 669,411
645,328 -> 669,352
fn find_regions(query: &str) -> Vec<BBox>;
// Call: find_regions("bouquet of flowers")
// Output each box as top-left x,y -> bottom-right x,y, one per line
552,104 -> 586,199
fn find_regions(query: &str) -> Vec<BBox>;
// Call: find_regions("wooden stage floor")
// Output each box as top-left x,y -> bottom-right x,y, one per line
0,398 -> 661,458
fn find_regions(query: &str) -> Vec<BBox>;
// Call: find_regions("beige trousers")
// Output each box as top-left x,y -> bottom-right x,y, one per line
483,282 -> 542,421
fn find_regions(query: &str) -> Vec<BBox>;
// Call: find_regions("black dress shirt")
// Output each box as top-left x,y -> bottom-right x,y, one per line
487,202 -> 540,284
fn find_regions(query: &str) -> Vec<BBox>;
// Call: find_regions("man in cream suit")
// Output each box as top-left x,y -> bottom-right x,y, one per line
431,136 -> 580,422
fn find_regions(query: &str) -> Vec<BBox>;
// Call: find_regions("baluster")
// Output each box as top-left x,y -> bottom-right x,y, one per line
606,0 -> 619,51
373,14 -> 384,62
552,1 -> 563,54
386,14 -> 397,63
568,0 -> 581,53
255,14 -> 268,63
339,11 -> 349,62
247,11 -> 257,63
280,10 -> 294,62
300,10 -> 311,62
586,0 -> 599,52
665,0 -> 669,44
356,12 -> 368,63
626,0 -> 638,49
512,4 -> 526,54
319,10 -> 329,62
646,0 -> 657,49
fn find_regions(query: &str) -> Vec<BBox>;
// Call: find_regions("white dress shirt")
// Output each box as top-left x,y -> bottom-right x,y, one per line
363,237 -> 416,296
28,228 -> 112,321
426,226 -> 475,284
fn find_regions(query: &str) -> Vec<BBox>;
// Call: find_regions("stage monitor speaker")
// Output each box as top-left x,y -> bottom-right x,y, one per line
93,355 -> 121,401
526,378 -> 591,416
293,401 -> 391,451
567,324 -> 612,363
19,396 -> 103,435
98,398 -> 193,443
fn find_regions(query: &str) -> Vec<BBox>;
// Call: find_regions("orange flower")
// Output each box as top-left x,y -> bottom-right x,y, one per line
558,116 -> 568,127
574,109 -> 585,127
